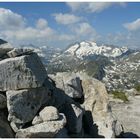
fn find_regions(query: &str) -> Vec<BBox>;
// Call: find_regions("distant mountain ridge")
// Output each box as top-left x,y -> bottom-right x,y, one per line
0,39 -> 7,45
46,41 -> 140,91
64,41 -> 129,59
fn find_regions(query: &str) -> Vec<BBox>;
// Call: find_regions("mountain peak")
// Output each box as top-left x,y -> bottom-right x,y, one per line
65,41 -> 129,59
0,39 -> 7,45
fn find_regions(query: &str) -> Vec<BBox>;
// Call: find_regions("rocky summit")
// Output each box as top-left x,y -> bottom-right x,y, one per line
0,40 -> 134,138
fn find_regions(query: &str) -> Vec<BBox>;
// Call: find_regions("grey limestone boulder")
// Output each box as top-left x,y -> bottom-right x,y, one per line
0,53 -> 47,91
6,87 -> 52,123
32,106 -> 62,125
16,113 -> 66,138
49,72 -> 83,99
52,72 -> 123,138
39,106 -> 59,122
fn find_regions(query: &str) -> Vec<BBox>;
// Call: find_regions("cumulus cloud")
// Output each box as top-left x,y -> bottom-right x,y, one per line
0,8 -> 99,48
72,22 -> 96,35
53,13 -> 81,25
87,2 -> 113,13
99,31 -> 140,49
66,3 -> 83,11
123,18 -> 140,31
69,22 -> 99,42
66,2 -> 126,13
0,8 -> 25,30
36,18 -> 48,29
0,8 -> 66,46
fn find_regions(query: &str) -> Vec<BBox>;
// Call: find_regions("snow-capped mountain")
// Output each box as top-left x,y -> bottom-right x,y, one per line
47,40 -> 140,91
65,41 -> 129,59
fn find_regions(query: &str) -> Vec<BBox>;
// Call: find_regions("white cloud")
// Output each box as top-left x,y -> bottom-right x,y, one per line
87,2 -> 113,13
57,34 -> 75,41
36,18 -> 48,29
66,3 -> 83,11
0,8 -> 25,30
53,13 -> 81,25
99,31 -> 140,49
73,22 -> 96,35
1,26 -> 56,46
66,2 -> 126,13
123,18 -> 140,31
0,8 -> 99,48
0,8 -> 58,46
69,22 -> 99,42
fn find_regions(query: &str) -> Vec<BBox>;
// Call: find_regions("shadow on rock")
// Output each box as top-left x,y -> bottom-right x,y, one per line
83,111 -> 104,138
43,76 -> 105,138
117,132 -> 139,138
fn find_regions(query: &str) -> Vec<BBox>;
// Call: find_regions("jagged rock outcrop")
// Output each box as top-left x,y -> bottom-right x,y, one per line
7,48 -> 33,58
78,73 -> 116,137
50,72 -> 123,138
0,41 -> 124,138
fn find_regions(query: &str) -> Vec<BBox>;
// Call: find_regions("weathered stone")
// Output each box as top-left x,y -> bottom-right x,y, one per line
0,93 -> 6,109
6,87 -> 52,123
0,116 -> 14,138
110,95 -> 140,137
32,116 -> 43,125
47,82 -> 74,109
45,75 -> 84,135
49,72 -> 83,99
78,73 -> 118,138
7,48 -> 33,58
10,122 -> 22,133
16,113 -> 66,138
60,103 -> 84,134
0,53 -> 47,91
112,120 -> 123,137
54,72 -> 122,138
39,106 -> 59,122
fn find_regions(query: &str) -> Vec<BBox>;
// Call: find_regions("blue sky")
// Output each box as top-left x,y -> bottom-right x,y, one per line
0,2 -> 140,48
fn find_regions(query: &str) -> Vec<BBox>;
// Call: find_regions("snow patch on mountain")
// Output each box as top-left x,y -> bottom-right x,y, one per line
65,41 -> 128,59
